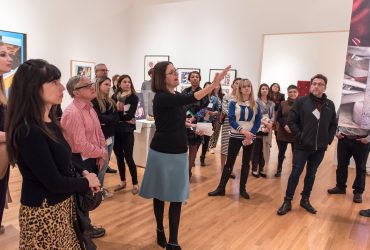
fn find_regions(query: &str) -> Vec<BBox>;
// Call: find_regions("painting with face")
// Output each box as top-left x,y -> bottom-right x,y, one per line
0,30 -> 27,92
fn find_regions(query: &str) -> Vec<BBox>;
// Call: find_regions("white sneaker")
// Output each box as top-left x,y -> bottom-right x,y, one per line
102,188 -> 114,199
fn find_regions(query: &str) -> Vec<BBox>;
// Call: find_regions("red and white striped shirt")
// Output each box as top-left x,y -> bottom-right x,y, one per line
61,98 -> 106,159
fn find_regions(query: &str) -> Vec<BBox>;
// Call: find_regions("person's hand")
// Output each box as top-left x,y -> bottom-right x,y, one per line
241,129 -> 255,140
336,132 -> 344,139
97,158 -> 105,171
195,129 -> 204,136
211,65 -> 232,88
0,131 -> 6,142
242,138 -> 253,146
284,125 -> 292,134
84,173 -> 101,189
265,122 -> 273,129
357,137 -> 369,144
82,170 -> 90,177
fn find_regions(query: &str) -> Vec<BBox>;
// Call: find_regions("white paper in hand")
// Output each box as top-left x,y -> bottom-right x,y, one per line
196,122 -> 214,136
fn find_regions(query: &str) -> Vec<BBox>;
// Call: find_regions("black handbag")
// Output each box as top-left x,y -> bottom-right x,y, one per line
76,182 -> 102,212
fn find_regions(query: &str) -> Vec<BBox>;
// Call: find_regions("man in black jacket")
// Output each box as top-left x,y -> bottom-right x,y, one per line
277,74 -> 337,215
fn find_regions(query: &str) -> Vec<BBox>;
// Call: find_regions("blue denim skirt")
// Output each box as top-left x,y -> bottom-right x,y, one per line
139,149 -> 189,202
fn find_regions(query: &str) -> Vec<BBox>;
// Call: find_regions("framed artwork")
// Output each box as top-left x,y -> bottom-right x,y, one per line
135,92 -> 146,120
0,30 -> 27,93
144,55 -> 170,80
177,68 -> 200,92
209,69 -> 237,89
70,60 -> 95,80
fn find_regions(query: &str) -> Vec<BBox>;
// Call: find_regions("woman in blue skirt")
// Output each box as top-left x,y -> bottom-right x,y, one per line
139,61 -> 230,250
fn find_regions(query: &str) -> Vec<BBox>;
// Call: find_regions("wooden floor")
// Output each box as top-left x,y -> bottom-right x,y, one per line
1,138 -> 370,250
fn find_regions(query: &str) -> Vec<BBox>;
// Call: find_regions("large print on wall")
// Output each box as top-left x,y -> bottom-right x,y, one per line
338,0 -> 370,129
144,55 -> 169,81
0,30 -> 27,93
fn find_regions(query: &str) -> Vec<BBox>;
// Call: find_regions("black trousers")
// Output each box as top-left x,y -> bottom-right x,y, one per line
0,167 -> 9,226
113,131 -> 138,185
336,137 -> 370,194
285,149 -> 325,199
276,141 -> 295,173
201,135 -> 210,159
224,137 -> 254,189
251,136 -> 265,173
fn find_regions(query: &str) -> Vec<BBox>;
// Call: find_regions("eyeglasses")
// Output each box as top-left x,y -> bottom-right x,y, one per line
311,82 -> 326,87
96,69 -> 109,72
166,69 -> 178,76
74,83 -> 95,90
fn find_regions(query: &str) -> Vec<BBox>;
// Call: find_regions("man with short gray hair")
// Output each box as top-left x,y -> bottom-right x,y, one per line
62,75 -> 107,239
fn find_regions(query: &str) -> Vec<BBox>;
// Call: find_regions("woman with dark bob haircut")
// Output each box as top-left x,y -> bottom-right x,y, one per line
140,61 -> 230,250
6,59 -> 100,249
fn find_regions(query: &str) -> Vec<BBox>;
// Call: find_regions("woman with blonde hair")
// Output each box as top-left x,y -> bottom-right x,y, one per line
208,79 -> 261,199
92,76 -> 118,199
0,41 -> 13,234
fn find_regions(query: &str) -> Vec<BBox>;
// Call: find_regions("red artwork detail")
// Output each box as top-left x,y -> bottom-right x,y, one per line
297,81 -> 310,97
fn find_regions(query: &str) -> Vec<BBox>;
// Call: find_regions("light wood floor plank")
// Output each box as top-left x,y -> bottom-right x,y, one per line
1,138 -> 370,249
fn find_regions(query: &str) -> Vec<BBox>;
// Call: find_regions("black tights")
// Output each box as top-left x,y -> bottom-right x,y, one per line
153,198 -> 182,244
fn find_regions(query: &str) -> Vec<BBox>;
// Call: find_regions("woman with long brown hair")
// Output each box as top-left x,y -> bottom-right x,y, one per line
0,41 -> 13,234
112,74 -> 140,194
92,76 -> 118,199
6,59 -> 100,249
251,83 -> 275,178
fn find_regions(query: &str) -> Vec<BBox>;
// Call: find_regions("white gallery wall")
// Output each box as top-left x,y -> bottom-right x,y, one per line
261,31 -> 349,107
0,0 -> 130,108
125,0 -> 353,99
1,0 -> 353,107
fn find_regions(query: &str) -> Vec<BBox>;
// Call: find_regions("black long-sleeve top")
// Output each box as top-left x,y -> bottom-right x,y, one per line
150,91 -> 197,154
16,122 -> 90,207
113,94 -> 138,132
91,98 -> 119,139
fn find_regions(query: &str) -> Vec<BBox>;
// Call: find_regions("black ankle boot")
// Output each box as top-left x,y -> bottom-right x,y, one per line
208,167 -> 231,196
300,197 -> 317,214
277,198 -> 292,215
157,228 -> 167,248
239,165 -> 250,199
166,243 -> 182,250
239,189 -> 250,199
